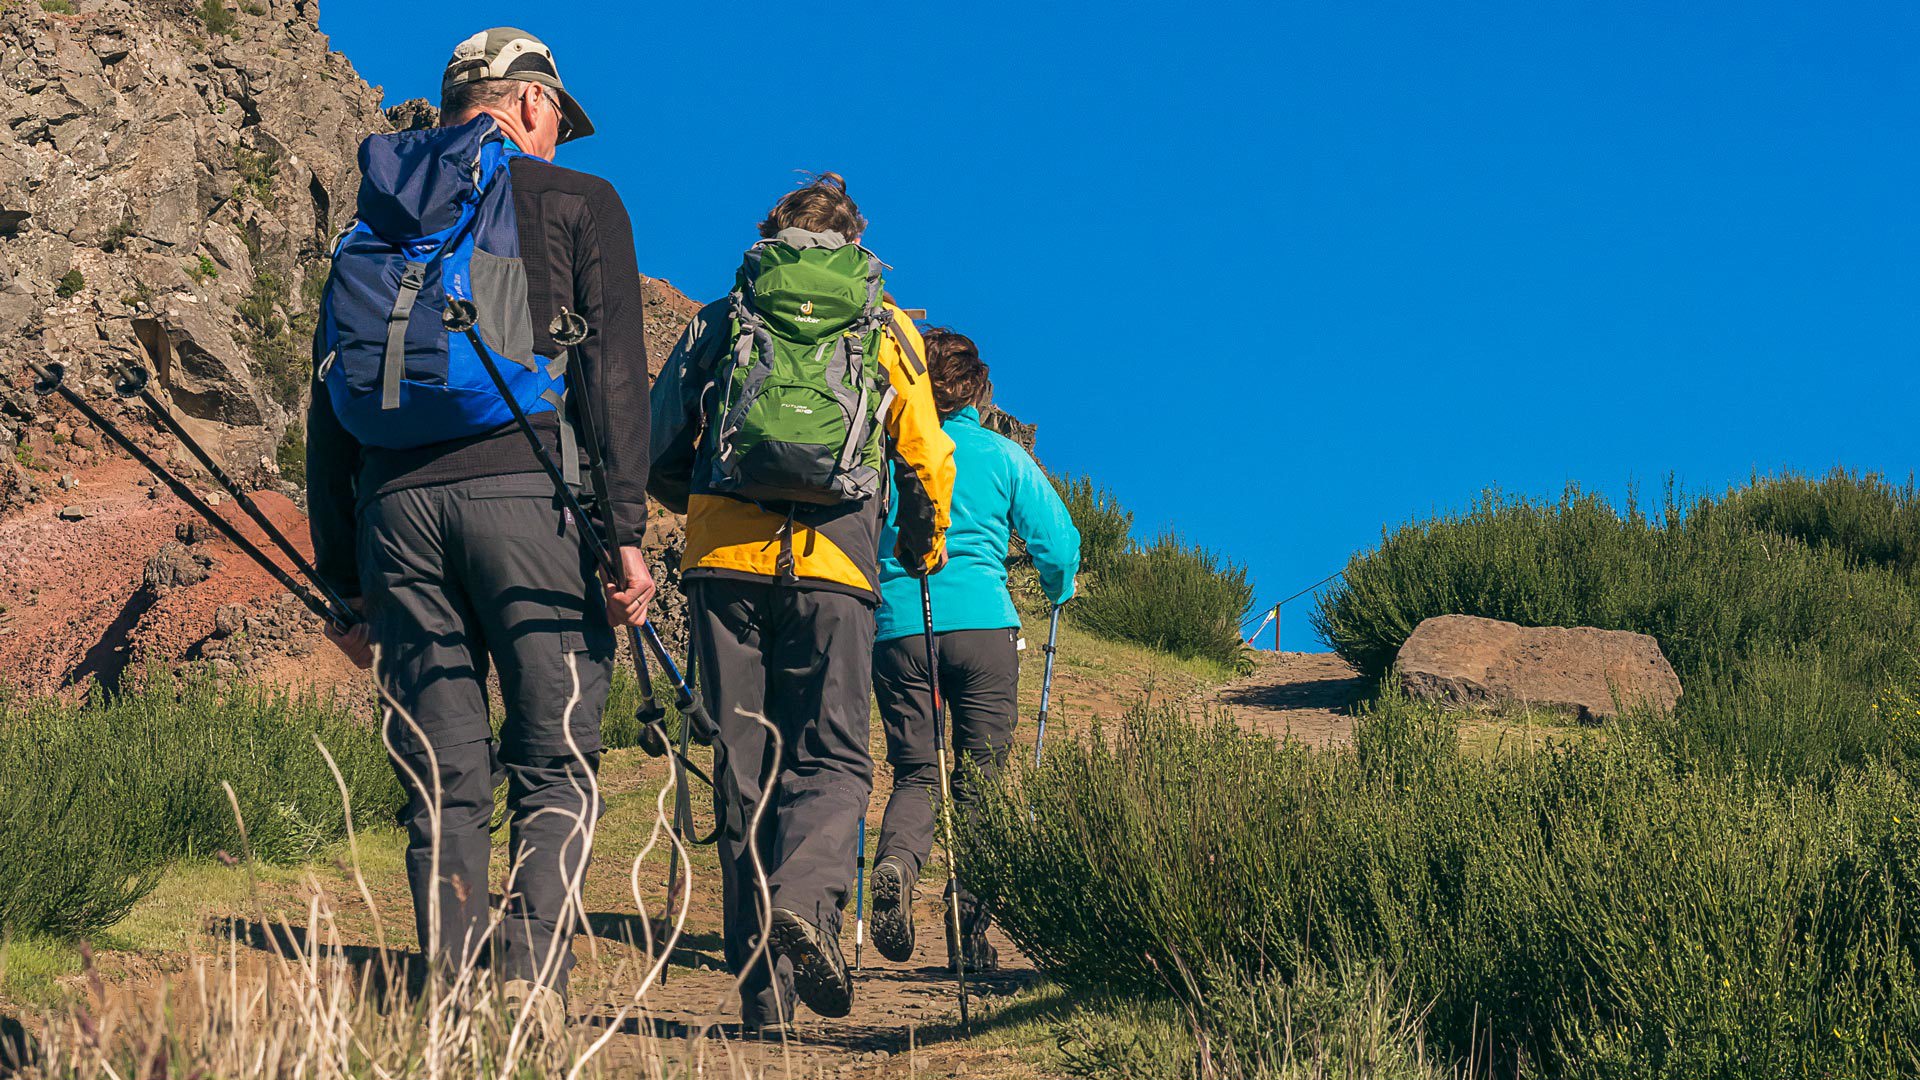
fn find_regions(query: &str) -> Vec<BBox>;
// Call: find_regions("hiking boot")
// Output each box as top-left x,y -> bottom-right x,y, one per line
502,978 -> 567,1040
740,988 -> 794,1037
869,856 -> 916,963
740,1017 -> 790,1040
766,907 -> 852,1018
949,930 -> 999,973
946,896 -> 999,973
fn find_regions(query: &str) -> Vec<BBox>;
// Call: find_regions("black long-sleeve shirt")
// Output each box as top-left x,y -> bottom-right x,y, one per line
307,156 -> 650,599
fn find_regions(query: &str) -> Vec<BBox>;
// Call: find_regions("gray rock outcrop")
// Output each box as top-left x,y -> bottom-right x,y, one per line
0,0 -> 392,512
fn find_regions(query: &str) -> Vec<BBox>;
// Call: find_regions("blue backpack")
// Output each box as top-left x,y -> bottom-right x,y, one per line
318,117 -> 571,457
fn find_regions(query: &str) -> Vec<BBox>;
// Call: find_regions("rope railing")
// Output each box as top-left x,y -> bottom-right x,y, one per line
1242,569 -> 1346,650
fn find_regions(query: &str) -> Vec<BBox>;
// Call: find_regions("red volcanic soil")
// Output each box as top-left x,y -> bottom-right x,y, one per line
0,455 -> 357,697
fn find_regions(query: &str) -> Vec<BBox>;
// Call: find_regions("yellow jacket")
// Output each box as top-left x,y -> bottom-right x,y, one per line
648,297 -> 954,601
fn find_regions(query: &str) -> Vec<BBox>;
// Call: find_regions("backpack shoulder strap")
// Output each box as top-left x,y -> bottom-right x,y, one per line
882,308 -> 925,377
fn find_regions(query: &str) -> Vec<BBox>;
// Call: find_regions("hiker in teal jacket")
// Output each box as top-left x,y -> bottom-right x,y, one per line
868,328 -> 1079,971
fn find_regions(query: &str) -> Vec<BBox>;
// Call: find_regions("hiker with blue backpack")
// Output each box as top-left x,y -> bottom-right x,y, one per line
306,29 -> 650,1034
867,330 -> 1079,974
648,175 -> 955,1030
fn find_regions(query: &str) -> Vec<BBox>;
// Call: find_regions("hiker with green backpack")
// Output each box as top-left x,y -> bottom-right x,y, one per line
867,329 -> 1080,974
648,174 -> 955,1029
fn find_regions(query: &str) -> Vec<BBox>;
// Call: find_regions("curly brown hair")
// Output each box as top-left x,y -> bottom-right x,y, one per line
759,172 -> 868,241
924,328 -> 992,415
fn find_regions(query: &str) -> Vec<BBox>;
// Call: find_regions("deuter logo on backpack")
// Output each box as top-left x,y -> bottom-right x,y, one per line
706,233 -> 901,506
318,117 -> 566,451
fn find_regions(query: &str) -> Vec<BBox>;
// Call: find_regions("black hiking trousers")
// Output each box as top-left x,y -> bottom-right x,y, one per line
688,578 -> 876,1026
359,472 -> 614,995
871,627 -> 1020,934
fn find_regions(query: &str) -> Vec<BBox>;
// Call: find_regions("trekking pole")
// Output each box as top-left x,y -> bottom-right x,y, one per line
853,817 -> 866,974
111,364 -> 358,622
441,301 -> 713,786
24,360 -> 355,634
546,309 -> 678,761
919,575 -> 971,1030
1032,603 -> 1064,769
546,307 -> 715,970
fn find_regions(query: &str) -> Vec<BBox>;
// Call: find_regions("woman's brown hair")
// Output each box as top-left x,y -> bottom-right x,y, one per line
759,172 -> 868,240
924,328 -> 992,415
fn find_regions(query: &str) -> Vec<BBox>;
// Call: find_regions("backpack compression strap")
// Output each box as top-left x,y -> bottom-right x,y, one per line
378,160 -> 501,410
537,345 -> 581,487
383,261 -> 428,410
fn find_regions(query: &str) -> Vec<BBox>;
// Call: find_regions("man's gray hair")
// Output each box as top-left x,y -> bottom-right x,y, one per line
441,77 -> 523,121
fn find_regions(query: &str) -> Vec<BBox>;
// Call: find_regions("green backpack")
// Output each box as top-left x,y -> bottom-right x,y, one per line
707,232 -> 899,506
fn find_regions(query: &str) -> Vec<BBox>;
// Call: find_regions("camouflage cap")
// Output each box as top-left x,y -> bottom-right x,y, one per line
442,28 -> 593,144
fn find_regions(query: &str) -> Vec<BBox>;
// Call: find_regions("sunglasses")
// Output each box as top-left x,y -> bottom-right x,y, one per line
524,84 -> 572,141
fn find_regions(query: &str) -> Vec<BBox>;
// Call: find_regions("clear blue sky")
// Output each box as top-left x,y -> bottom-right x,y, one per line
323,0 -> 1918,648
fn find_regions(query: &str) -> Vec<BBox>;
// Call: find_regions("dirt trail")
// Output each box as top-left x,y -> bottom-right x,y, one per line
59,746 -> 1046,1078
1196,651 -> 1367,745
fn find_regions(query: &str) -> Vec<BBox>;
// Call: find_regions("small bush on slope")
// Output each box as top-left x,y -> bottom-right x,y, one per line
1071,530 -> 1254,668
1706,468 -> 1920,574
0,671 -> 398,939
1051,473 -> 1135,579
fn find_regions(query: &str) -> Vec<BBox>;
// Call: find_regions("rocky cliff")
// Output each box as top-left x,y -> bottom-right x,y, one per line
0,0 -> 400,511
0,0 -> 709,687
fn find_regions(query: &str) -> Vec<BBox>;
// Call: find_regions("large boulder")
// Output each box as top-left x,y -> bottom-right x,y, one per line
1395,614 -> 1682,722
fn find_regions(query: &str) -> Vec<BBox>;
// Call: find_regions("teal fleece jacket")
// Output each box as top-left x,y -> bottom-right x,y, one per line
877,407 -> 1080,642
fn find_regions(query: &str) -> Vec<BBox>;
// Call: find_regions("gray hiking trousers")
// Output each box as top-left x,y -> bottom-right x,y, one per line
871,627 -> 1020,922
359,472 -> 614,993
688,578 -> 875,1025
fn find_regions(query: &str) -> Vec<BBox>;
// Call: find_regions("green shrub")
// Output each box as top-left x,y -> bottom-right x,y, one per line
1070,530 -> 1251,667
1311,484 -> 1920,779
1051,473 -> 1133,578
198,0 -> 235,36
239,270 -> 311,410
234,146 -> 278,206
1053,966 -> 1446,1080
967,699 -> 1920,1078
274,420 -> 305,487
54,270 -> 83,299
38,0 -> 76,13
1707,468 -> 1920,574
0,672 -> 398,939
188,253 -> 218,284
